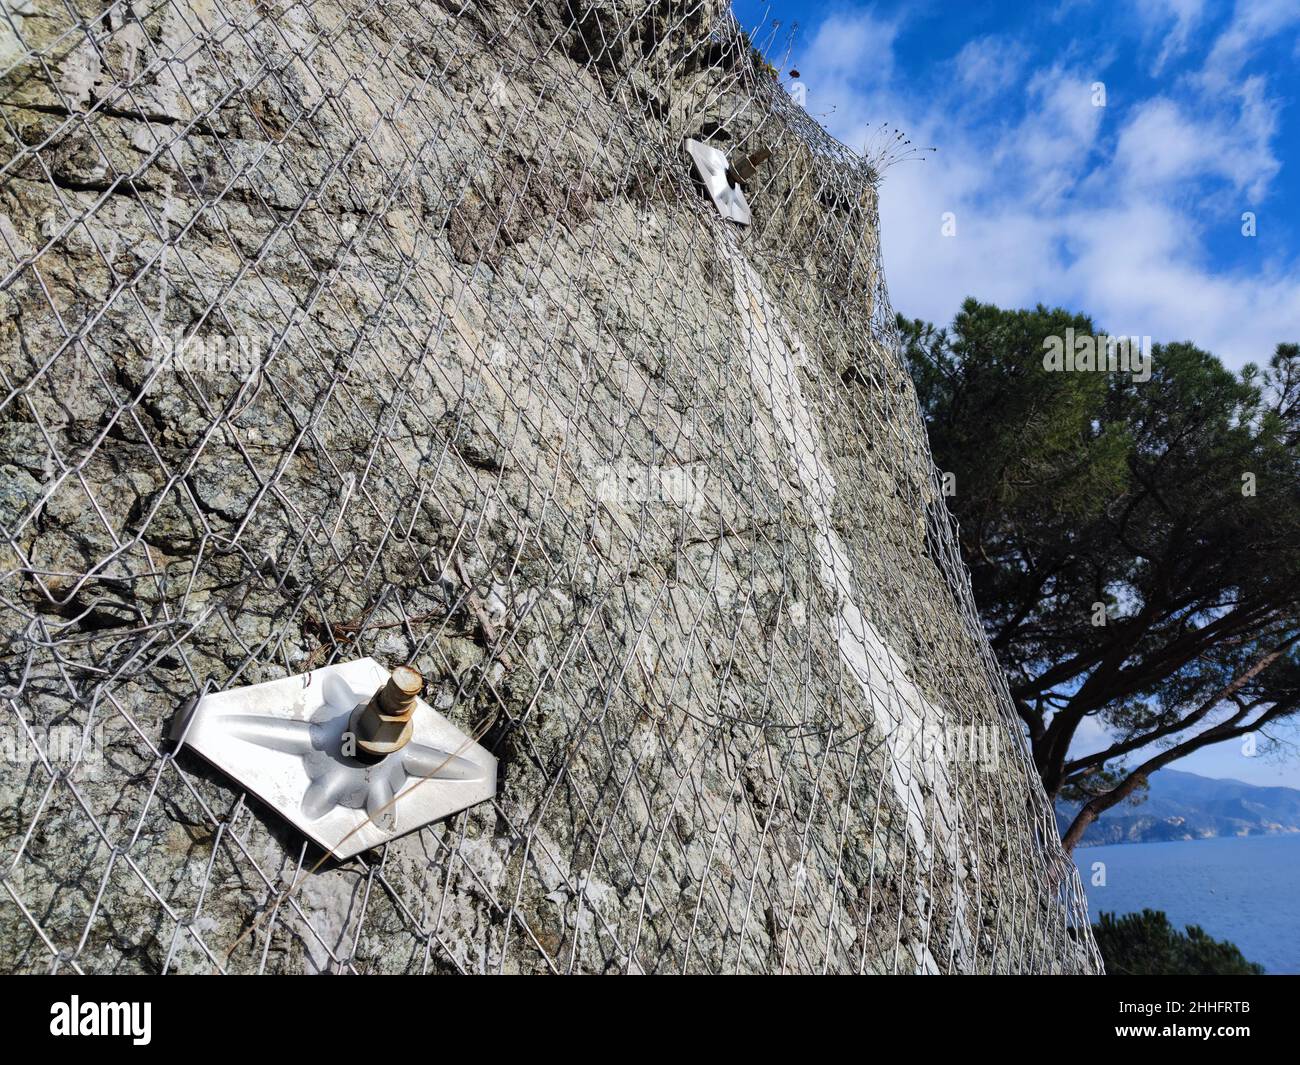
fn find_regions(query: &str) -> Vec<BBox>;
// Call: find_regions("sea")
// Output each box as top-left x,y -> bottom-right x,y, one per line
1074,833 -> 1300,974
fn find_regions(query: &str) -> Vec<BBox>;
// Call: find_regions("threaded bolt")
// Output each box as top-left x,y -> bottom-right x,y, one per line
354,665 -> 423,759
380,665 -> 422,717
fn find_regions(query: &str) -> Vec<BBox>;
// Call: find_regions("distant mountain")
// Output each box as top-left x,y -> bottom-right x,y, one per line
1056,769 -> 1300,846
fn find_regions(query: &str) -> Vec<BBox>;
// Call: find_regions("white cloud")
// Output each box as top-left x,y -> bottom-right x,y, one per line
1010,69 -> 1107,204
796,1 -> 1299,369
1056,201 -> 1300,363
1138,0 -> 1208,73
803,11 -> 901,84
1202,0 -> 1300,87
953,35 -> 1029,99
1112,85 -> 1279,199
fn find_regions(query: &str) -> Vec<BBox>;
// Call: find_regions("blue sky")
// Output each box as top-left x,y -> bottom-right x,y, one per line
736,0 -> 1300,372
734,0 -> 1300,786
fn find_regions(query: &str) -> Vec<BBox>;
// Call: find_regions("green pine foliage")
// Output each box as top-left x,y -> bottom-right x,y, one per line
897,300 -> 1300,844
1093,909 -> 1264,975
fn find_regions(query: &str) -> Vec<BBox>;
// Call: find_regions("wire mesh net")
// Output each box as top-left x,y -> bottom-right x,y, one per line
0,0 -> 1101,973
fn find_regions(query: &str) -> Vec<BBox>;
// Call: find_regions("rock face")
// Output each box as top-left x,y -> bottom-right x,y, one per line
0,0 -> 1101,972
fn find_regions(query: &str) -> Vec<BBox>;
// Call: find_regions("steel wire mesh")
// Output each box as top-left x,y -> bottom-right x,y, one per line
0,0 -> 1101,973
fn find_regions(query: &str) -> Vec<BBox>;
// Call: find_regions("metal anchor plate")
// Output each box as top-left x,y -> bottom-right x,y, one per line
685,137 -> 752,225
172,658 -> 497,859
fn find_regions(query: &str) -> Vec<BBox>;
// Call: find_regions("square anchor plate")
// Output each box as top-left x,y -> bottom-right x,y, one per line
685,138 -> 752,225
172,658 -> 497,859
